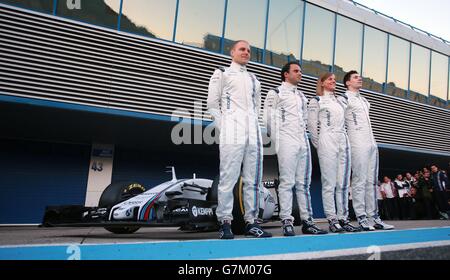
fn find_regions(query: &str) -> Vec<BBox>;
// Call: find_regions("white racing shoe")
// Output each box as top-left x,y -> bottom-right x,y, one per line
357,215 -> 375,231
371,217 -> 395,230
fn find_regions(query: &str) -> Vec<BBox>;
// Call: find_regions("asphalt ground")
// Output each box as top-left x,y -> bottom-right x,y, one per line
0,219 -> 448,245
0,220 -> 449,260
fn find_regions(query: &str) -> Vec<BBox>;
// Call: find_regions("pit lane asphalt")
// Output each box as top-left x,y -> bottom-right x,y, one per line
0,220 -> 448,246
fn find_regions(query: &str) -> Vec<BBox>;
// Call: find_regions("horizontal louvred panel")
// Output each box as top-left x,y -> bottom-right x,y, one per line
0,4 -> 449,154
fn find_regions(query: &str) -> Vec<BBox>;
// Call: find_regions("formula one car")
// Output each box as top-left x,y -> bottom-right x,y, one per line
42,167 -> 293,235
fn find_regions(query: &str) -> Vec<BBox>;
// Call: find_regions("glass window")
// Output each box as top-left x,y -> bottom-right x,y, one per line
362,26 -> 387,93
0,0 -> 53,13
386,35 -> 410,98
409,44 -> 430,103
175,0 -> 225,53
334,15 -> 363,83
265,0 -> 304,67
302,3 -> 335,77
223,0 -> 267,63
120,0 -> 177,40
429,51 -> 449,108
447,59 -> 450,110
57,0 -> 121,29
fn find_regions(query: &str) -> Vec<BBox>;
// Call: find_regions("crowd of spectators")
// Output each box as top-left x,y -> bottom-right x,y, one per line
349,163 -> 450,221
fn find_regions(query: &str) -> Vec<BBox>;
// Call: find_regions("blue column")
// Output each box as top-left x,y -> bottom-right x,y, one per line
220,0 -> 229,54
262,0 -> 270,64
172,0 -> 180,42
428,50 -> 432,103
117,0 -> 123,31
331,13 -> 337,73
52,0 -> 57,15
360,25 -> 365,75
407,42 -> 412,99
383,35 -> 390,94
447,57 -> 449,106
300,2 -> 306,65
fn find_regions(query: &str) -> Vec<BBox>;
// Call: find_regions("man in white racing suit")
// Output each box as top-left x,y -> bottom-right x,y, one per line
340,70 -> 394,231
263,62 -> 327,236
207,40 -> 272,239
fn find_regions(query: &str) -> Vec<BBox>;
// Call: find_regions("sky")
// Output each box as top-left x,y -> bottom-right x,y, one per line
354,0 -> 450,42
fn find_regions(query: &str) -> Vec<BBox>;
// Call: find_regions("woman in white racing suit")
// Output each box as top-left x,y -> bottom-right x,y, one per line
307,72 -> 360,233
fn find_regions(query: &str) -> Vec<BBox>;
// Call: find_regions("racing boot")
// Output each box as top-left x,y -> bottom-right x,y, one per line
339,219 -> 362,232
371,216 -> 394,230
438,211 -> 449,220
245,222 -> 272,238
301,218 -> 328,235
281,219 -> 295,236
219,220 -> 234,239
328,218 -> 344,233
357,215 -> 375,231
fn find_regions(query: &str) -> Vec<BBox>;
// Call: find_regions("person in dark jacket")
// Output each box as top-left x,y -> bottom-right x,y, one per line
430,164 -> 450,220
409,186 -> 424,219
416,170 -> 437,219
394,174 -> 411,219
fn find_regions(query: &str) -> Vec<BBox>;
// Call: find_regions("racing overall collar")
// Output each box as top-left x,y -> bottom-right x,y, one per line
323,90 -> 335,97
230,61 -> 247,72
346,90 -> 360,97
281,81 -> 297,92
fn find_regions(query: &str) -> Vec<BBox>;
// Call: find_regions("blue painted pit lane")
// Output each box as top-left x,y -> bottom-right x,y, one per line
0,226 -> 449,260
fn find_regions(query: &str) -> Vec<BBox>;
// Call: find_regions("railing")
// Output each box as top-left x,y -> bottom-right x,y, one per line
349,0 -> 450,45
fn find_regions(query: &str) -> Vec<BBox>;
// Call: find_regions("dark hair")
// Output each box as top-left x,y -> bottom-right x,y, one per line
343,70 -> 359,89
281,61 -> 301,82
430,164 -> 439,169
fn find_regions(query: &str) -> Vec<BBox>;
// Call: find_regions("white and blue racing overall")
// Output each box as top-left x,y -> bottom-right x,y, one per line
207,62 -> 263,224
308,92 -> 351,221
339,90 -> 379,220
263,82 -> 314,222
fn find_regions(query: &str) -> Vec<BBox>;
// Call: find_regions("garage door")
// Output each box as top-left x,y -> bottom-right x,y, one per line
0,139 -> 90,224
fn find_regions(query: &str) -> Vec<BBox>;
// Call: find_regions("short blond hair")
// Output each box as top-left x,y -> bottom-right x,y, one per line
230,40 -> 250,53
316,72 -> 334,96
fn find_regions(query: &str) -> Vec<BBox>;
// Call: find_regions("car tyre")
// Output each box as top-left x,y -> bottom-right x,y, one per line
99,181 -> 146,234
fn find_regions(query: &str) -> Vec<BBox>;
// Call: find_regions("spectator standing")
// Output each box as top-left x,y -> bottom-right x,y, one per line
380,176 -> 398,220
394,174 -> 411,219
376,180 -> 387,220
430,164 -> 450,220
417,170 -> 436,219
405,172 -> 416,188
409,187 -> 424,219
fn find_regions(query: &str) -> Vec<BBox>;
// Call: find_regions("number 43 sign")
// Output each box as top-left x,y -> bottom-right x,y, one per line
85,144 -> 114,206
91,161 -> 104,172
